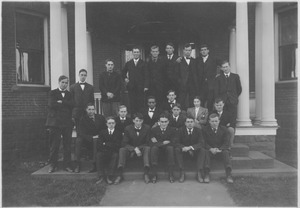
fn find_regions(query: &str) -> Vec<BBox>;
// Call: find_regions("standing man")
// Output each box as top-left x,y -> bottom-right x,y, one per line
99,59 -> 122,117
177,43 -> 201,110
198,44 -> 218,111
163,42 -> 179,96
46,75 -> 74,173
214,60 -> 242,121
122,46 -> 149,114
70,69 -> 94,131
147,45 -> 165,106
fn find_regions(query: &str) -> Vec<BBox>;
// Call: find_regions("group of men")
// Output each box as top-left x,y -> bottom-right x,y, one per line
45,42 -> 242,185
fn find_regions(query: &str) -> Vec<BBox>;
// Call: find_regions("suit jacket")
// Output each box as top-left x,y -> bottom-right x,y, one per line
140,107 -> 162,128
202,125 -> 230,150
122,59 -> 149,91
45,88 -> 74,128
115,116 -> 133,133
147,57 -> 165,91
212,110 -> 236,129
176,127 -> 204,150
97,129 -> 122,153
78,114 -> 107,139
169,114 -> 186,130
149,126 -> 178,147
122,124 -> 151,151
187,107 -> 208,128
177,57 -> 200,92
197,55 -> 218,90
70,82 -> 94,119
99,71 -> 122,102
162,54 -> 179,87
214,72 -> 242,106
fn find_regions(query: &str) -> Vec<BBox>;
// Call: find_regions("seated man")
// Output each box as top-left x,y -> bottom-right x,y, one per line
149,113 -> 177,183
187,96 -> 208,129
115,105 -> 132,134
175,116 -> 206,183
140,96 -> 162,128
211,98 -> 236,147
202,113 -> 233,184
168,103 -> 186,130
74,103 -> 106,173
161,90 -> 180,114
115,113 -> 151,184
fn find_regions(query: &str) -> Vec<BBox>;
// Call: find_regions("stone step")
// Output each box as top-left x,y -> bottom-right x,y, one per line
231,143 -> 249,157
249,151 -> 274,169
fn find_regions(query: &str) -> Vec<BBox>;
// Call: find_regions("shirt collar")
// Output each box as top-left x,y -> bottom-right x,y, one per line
58,88 -> 66,92
224,72 -> 231,77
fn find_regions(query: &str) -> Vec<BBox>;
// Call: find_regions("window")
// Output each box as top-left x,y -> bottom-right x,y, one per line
278,8 -> 298,80
15,11 -> 49,85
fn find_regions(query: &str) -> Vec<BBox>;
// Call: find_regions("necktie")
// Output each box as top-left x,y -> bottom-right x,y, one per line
161,129 -> 165,134
188,129 -> 192,135
213,128 -> 217,133
225,74 -> 229,78
134,59 -> 138,66
135,128 -> 140,136
109,130 -> 112,135
120,118 -> 125,123
61,91 -> 65,97
168,55 -> 171,60
149,110 -> 154,118
170,102 -> 174,108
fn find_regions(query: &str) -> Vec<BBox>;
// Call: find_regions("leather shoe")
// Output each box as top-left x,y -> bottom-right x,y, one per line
169,175 -> 175,183
197,172 -> 204,183
179,173 -> 185,183
65,167 -> 74,173
226,175 -> 234,184
48,164 -> 55,173
114,176 -> 122,185
204,174 -> 210,183
144,174 -> 150,184
152,175 -> 157,183
96,176 -> 104,184
106,176 -> 113,185
74,165 -> 80,173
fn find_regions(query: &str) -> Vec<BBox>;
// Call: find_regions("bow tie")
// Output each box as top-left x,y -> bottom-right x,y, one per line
135,128 -> 141,132
120,118 -> 126,121
60,90 -> 66,93
149,109 -> 155,112
185,57 -> 191,59
79,83 -> 86,85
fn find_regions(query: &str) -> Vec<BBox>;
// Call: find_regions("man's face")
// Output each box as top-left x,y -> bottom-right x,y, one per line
185,118 -> 195,129
159,117 -> 169,129
151,47 -> 160,58
147,98 -> 156,109
79,71 -> 87,82
172,106 -> 181,117
221,62 -> 231,74
209,116 -> 220,129
59,78 -> 68,90
200,47 -> 209,57
165,45 -> 174,55
183,46 -> 192,58
214,101 -> 224,112
133,117 -> 143,128
106,118 -> 116,130
167,92 -> 176,102
193,98 -> 201,107
86,105 -> 95,117
119,107 -> 127,118
132,49 -> 140,59
105,61 -> 114,73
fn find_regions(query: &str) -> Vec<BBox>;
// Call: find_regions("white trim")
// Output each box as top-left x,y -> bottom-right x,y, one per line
235,126 -> 278,136
274,11 -> 279,82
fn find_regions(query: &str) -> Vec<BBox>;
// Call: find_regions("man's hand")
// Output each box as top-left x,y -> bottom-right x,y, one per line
125,78 -> 129,83
107,92 -> 114,99
93,135 -> 99,139
176,57 -> 182,63
210,148 -> 218,155
163,140 -> 170,145
182,146 -> 191,152
134,147 -> 142,157
144,88 -> 148,92
226,123 -> 230,127
57,100 -> 62,103
151,137 -> 158,143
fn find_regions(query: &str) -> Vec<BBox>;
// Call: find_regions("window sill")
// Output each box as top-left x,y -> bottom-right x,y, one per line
275,79 -> 298,84
12,84 -> 51,92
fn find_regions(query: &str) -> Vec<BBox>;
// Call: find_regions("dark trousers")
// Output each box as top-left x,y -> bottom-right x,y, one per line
118,146 -> 150,168
96,151 -> 118,177
48,126 -> 72,167
202,87 -> 214,112
225,101 -> 238,122
150,145 -> 175,167
75,136 -> 97,162
128,89 -> 145,114
179,86 -> 198,110
175,147 -> 205,170
205,149 -> 232,171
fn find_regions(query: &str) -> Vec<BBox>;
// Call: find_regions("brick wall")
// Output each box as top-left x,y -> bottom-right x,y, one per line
2,2 -> 50,161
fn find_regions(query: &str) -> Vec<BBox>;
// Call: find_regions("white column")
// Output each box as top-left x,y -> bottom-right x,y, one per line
75,2 -> 88,82
257,2 -> 278,126
50,2 -> 69,89
86,31 -> 94,85
229,26 -> 237,73
236,2 -> 252,126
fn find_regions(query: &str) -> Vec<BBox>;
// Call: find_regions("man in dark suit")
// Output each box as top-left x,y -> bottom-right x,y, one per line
99,59 -> 122,117
198,44 -> 218,111
168,103 -> 186,130
115,105 -> 132,134
70,69 -> 94,131
202,113 -> 233,184
161,90 -> 180,114
122,46 -> 149,114
162,42 -> 180,96
212,98 -> 236,148
214,60 -> 242,122
175,116 -> 206,183
147,45 -> 165,106
149,113 -> 178,183
95,117 -> 122,185
140,96 -> 162,128
177,43 -> 201,110
74,103 -> 106,173
115,113 -> 151,184
45,75 -> 74,173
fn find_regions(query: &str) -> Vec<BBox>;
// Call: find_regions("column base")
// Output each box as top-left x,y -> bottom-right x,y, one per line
236,119 -> 253,127
259,120 -> 278,127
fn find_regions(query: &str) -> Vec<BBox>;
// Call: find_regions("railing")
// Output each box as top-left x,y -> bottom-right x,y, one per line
94,92 -> 102,115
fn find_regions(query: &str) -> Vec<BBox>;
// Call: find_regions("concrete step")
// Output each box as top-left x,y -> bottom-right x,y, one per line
231,143 -> 249,157
249,151 -> 274,169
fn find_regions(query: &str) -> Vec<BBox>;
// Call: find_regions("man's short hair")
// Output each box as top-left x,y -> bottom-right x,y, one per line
200,44 -> 209,50
105,59 -> 114,64
79,69 -> 87,74
151,45 -> 159,51
85,102 -> 95,109
147,96 -> 156,102
167,89 -> 176,95
209,113 -> 219,120
184,43 -> 192,49
159,113 -> 169,120
185,115 -> 195,121
118,105 -> 127,111
193,96 -> 201,101
221,59 -> 230,66
58,75 -> 68,82
106,116 -> 116,122
166,42 -> 175,48
132,46 -> 140,51
172,103 -> 181,110
214,97 -> 224,104
132,113 -> 143,120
